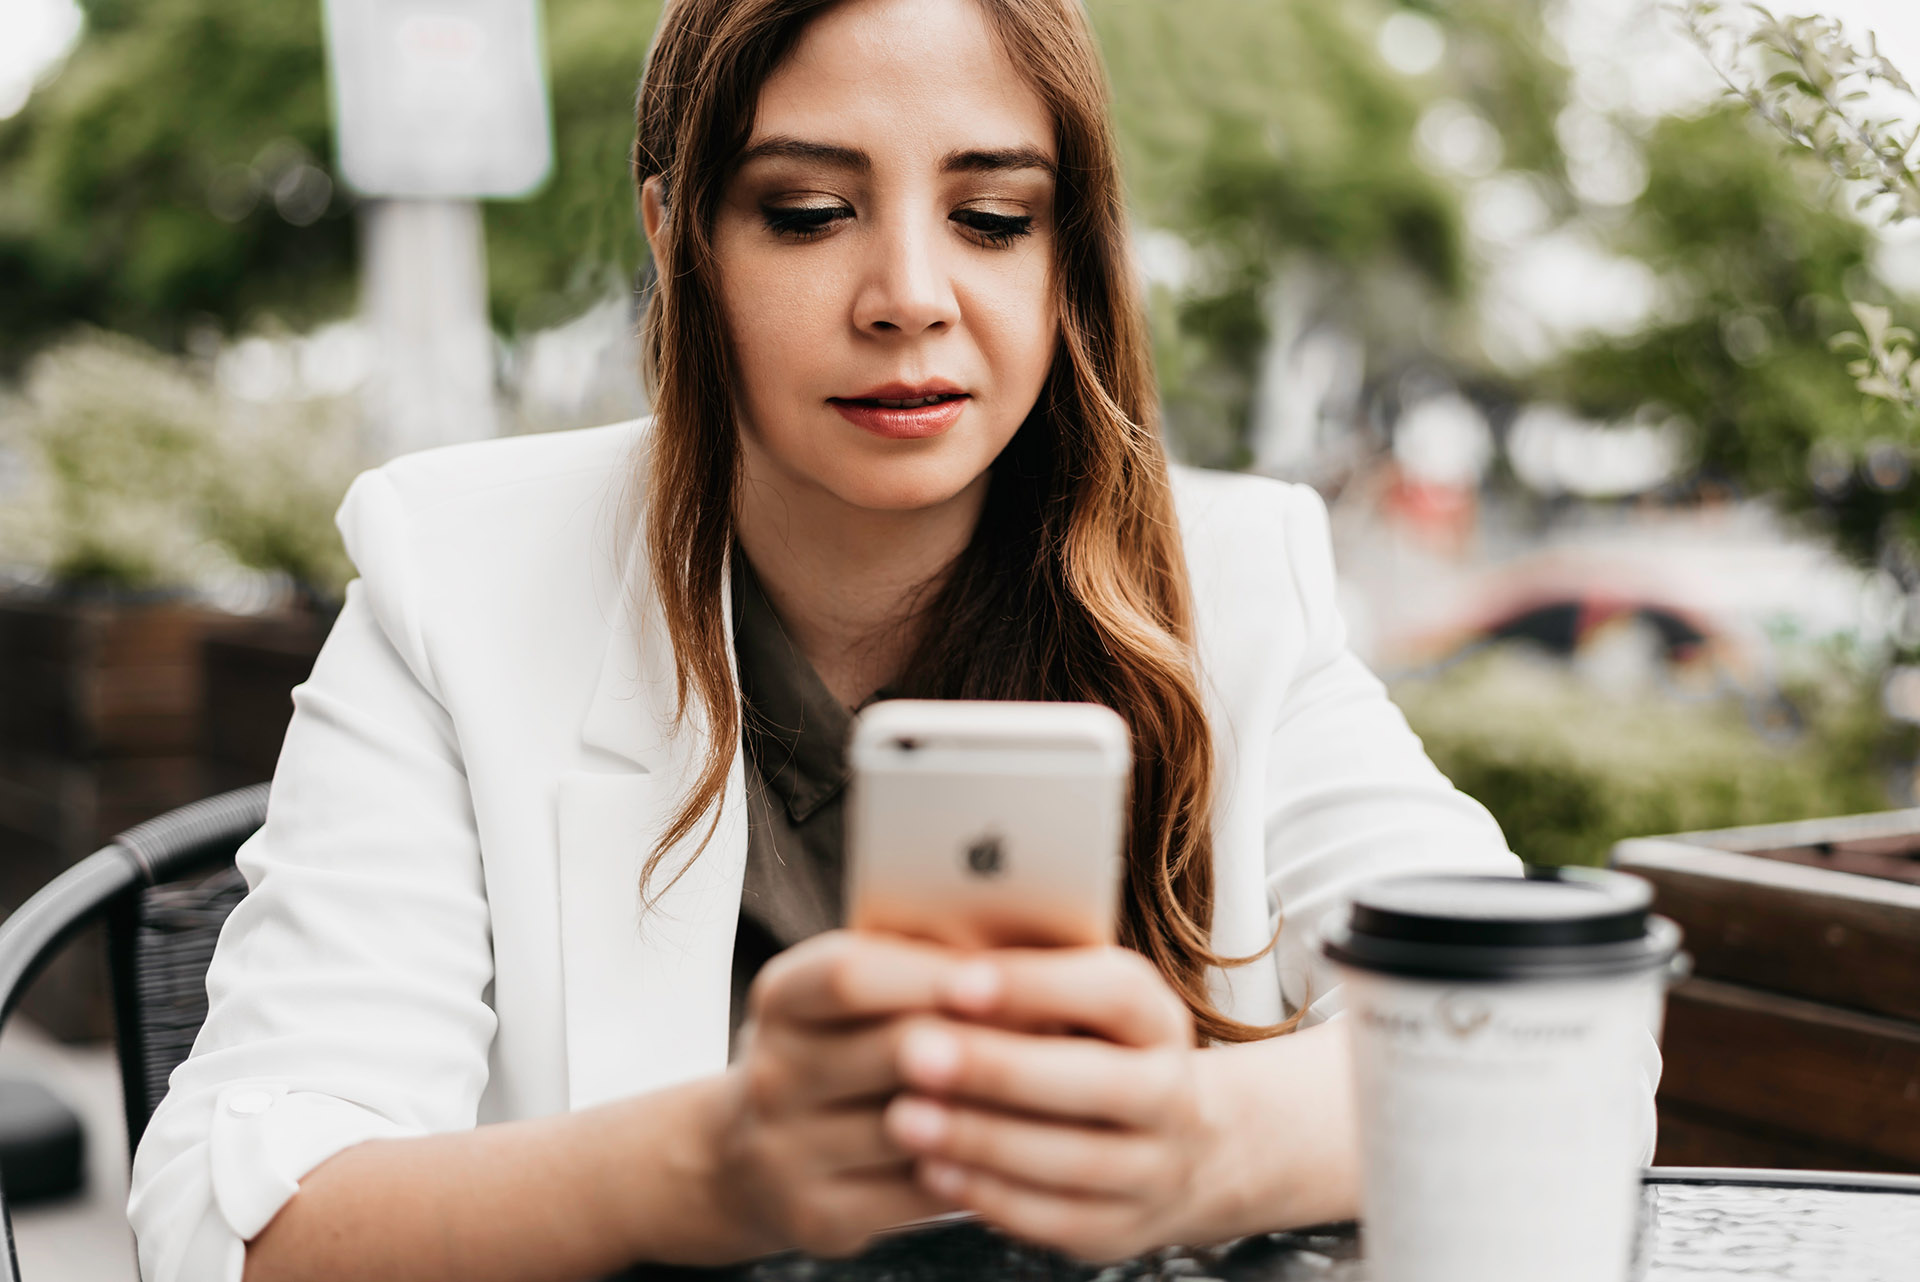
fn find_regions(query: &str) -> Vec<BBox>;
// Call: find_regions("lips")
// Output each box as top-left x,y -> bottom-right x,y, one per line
856,393 -> 956,409
837,381 -> 965,401
828,382 -> 970,439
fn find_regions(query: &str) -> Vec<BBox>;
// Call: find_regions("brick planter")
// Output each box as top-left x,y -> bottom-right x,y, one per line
0,593 -> 227,1040
199,612 -> 329,793
1613,811 -> 1920,1174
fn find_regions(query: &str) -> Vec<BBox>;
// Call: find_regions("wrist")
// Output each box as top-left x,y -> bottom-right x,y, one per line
681,1069 -> 792,1264
1180,1045 -> 1266,1245
599,1071 -> 773,1268
1181,1023 -> 1362,1243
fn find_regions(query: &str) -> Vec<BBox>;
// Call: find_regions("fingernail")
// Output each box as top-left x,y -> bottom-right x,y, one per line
921,1159 -> 965,1200
890,1096 -> 948,1148
946,961 -> 1002,1012
901,1027 -> 961,1086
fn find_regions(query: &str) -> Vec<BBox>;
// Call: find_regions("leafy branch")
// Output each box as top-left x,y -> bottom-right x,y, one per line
1832,301 -> 1920,422
1684,2 -> 1920,431
1682,1 -> 1920,222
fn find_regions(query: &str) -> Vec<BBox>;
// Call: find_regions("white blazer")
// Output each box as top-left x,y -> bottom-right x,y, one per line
127,418 -> 1520,1282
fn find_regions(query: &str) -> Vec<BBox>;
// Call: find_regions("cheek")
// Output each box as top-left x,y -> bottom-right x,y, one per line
716,241 -> 842,410
974,258 -> 1059,397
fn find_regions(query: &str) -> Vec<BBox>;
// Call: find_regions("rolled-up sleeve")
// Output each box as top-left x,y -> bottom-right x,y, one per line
127,469 -> 498,1282
1258,484 -> 1521,1026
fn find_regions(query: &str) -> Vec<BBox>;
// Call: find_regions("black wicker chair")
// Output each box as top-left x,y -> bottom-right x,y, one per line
0,784 -> 269,1282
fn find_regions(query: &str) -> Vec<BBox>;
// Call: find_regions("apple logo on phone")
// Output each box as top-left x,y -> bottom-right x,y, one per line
965,833 -> 1004,877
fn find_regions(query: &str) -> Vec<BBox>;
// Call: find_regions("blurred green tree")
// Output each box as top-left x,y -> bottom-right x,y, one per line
0,0 -> 664,368
471,0 -> 662,332
0,0 -> 348,363
1089,0 -> 1473,466
1544,105 -> 1881,551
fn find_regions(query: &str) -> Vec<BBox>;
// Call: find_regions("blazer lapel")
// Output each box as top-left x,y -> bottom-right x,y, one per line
557,524 -> 747,1111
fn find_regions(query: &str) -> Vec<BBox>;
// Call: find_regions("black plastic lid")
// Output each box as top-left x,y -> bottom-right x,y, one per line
1320,866 -> 1682,981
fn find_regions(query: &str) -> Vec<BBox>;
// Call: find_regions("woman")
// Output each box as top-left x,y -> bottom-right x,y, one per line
128,0 -> 1523,1278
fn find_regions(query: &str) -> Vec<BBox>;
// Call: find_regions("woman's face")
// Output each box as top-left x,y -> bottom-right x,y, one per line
705,0 -> 1059,517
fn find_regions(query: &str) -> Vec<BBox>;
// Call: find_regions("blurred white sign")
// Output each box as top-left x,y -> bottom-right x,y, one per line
323,0 -> 552,198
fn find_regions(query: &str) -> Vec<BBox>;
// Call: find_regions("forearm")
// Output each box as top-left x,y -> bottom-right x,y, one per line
1187,1019 -> 1361,1243
243,1073 -> 748,1282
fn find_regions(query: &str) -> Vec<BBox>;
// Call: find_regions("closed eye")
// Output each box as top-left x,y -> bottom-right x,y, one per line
762,203 -> 851,240
759,203 -> 1035,248
953,210 -> 1033,248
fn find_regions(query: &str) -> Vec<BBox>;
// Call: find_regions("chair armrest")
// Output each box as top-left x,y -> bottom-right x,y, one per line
0,851 -> 140,1036
114,784 -> 269,886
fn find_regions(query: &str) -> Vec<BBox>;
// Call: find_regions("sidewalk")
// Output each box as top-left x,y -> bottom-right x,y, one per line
0,1019 -> 137,1282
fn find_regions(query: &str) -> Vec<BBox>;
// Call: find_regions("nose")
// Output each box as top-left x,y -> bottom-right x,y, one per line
852,214 -> 959,337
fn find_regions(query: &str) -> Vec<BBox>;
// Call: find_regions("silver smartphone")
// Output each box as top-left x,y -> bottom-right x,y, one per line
845,699 -> 1131,949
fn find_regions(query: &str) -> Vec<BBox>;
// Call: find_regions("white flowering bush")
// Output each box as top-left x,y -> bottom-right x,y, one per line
198,388 -> 360,603
0,330 -> 358,600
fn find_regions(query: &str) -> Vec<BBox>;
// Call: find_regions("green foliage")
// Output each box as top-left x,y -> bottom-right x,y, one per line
1423,0 -> 1568,179
481,0 -> 663,332
0,0 -> 661,363
1089,0 -> 1477,465
1670,2 -> 1920,574
1833,300 -> 1920,422
1684,3 -> 1920,223
1396,647 -> 1913,866
0,0 -> 350,362
1545,104 -> 1894,558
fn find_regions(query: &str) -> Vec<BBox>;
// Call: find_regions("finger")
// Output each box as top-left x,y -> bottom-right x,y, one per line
916,1160 -> 1145,1263
757,1015 -> 947,1107
754,931 -> 960,1026
885,1094 -> 1162,1199
782,1102 -> 916,1174
939,947 -> 1190,1048
897,1021 -> 1179,1128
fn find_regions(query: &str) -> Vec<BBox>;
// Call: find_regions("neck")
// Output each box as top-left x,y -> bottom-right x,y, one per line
733,435 -> 987,708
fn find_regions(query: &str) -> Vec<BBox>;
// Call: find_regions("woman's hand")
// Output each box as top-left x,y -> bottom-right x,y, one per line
708,930 -> 966,1258
877,945 -> 1235,1262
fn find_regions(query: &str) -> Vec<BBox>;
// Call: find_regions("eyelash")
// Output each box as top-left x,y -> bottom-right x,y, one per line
760,204 -> 1034,248
761,206 -> 845,239
957,210 -> 1034,248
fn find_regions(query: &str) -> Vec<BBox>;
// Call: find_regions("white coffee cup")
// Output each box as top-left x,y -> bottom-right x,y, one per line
1320,867 -> 1682,1282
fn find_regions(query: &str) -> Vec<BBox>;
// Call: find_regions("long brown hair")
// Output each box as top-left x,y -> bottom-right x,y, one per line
633,0 -> 1296,1042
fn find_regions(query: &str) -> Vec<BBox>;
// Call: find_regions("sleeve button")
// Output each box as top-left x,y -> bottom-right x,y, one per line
227,1088 -> 276,1117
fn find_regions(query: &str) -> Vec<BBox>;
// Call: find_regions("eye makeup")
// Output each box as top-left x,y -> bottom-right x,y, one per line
757,201 -> 1038,247
760,203 -> 852,239
951,209 -> 1033,247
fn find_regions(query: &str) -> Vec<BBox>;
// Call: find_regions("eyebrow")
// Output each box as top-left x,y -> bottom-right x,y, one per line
735,136 -> 1056,178
944,145 -> 1056,176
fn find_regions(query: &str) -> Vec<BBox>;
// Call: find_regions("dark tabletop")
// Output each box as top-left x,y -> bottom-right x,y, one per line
611,1169 -> 1920,1282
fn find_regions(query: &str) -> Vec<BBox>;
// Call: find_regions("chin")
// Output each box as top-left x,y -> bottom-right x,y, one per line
822,451 -> 994,514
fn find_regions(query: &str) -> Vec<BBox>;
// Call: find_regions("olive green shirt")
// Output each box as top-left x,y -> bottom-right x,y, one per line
728,554 -> 895,1057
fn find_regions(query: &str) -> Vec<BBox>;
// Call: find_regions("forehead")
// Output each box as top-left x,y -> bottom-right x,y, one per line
750,0 -> 1055,162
